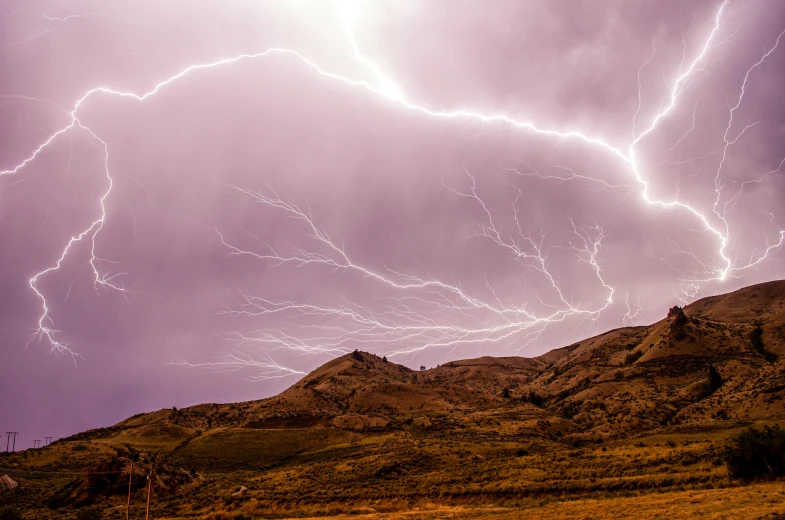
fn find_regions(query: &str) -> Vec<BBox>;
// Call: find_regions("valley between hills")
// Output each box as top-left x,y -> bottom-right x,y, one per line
3,280 -> 785,519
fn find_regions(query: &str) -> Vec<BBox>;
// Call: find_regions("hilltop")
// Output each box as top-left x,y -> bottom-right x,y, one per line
2,280 -> 785,519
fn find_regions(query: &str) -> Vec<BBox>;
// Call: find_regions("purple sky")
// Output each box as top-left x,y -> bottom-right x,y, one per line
1,0 -> 784,450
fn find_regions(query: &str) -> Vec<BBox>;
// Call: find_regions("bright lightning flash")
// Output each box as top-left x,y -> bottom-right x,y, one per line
2,0 -> 783,377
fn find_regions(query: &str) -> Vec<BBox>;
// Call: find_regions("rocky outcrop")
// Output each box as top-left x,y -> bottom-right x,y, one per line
0,474 -> 18,492
668,305 -> 688,339
47,450 -> 201,508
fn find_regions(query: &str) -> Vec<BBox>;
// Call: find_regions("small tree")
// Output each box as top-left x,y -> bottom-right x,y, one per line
502,387 -> 511,399
0,507 -> 23,520
721,425 -> 785,480
420,365 -> 426,371
382,356 -> 387,362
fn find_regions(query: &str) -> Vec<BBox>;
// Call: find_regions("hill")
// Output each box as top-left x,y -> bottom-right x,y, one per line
2,280 -> 785,519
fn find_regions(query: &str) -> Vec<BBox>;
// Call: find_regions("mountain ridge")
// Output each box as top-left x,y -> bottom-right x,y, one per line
3,280 -> 785,519
52,279 -> 785,444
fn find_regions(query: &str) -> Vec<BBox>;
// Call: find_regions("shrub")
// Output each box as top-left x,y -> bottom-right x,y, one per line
721,425 -> 785,480
750,326 -> 777,362
624,350 -> 644,365
562,403 -> 577,420
208,513 -> 252,520
523,390 -> 545,407
76,506 -> 103,520
0,507 -> 22,520
707,364 -> 723,393
750,326 -> 764,350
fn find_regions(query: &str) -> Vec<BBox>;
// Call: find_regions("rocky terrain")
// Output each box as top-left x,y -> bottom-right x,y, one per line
2,280 -> 785,519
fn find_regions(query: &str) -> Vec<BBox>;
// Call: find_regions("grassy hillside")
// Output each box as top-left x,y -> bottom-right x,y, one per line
2,281 -> 785,519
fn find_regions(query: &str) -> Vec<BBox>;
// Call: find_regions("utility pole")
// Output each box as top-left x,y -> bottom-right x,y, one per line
5,432 -> 18,452
45,437 -> 53,446
145,467 -> 153,520
33,440 -> 40,449
126,459 -> 133,520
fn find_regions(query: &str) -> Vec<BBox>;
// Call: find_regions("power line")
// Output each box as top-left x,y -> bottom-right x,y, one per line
126,459 -> 133,520
4,432 -> 18,452
145,467 -> 153,520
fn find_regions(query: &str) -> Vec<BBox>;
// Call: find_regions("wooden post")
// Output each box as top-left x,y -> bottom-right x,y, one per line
145,467 -> 153,520
126,459 -> 133,520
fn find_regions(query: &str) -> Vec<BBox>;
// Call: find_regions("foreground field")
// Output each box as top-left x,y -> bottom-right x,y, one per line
286,482 -> 785,520
3,420 -> 782,519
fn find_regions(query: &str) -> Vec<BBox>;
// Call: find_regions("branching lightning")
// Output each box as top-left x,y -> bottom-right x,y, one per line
170,353 -> 306,381
3,0 -> 784,377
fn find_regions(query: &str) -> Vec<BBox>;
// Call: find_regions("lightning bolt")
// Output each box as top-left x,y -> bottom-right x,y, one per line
169,353 -> 306,381
505,159 -> 634,194
8,10 -> 155,48
212,174 -> 612,364
623,292 -> 644,327
2,0 -> 783,375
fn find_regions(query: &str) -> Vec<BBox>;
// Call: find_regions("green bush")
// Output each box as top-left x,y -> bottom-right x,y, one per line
721,425 -> 785,480
0,507 -> 23,520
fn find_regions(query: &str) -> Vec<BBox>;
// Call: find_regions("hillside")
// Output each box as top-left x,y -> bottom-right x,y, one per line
2,280 -> 785,519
